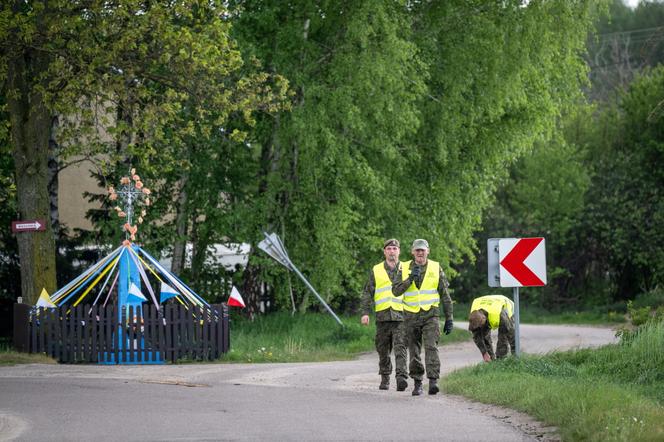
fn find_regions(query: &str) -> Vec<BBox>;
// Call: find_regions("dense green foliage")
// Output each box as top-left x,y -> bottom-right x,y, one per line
3,1 -> 636,318
0,1 -> 289,304
0,98 -> 18,300
456,63 -> 664,310
444,320 -> 664,441
223,0 -> 601,313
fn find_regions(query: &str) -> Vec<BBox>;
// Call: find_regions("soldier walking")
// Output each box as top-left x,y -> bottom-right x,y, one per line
402,239 -> 454,396
361,239 -> 411,391
468,294 -> 516,362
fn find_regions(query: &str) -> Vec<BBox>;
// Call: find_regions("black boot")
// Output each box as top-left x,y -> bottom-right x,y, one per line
428,379 -> 439,395
412,380 -> 423,396
379,375 -> 390,390
396,377 -> 408,392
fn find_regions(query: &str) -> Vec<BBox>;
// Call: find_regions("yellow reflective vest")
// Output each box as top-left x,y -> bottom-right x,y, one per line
470,295 -> 514,329
373,262 -> 404,312
401,260 -> 440,313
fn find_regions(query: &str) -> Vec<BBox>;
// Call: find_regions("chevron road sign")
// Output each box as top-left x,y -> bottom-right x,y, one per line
498,237 -> 547,287
487,237 -> 547,358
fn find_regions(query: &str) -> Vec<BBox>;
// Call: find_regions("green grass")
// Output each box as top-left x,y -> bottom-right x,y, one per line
221,312 -> 471,363
0,350 -> 57,365
0,337 -> 57,365
443,320 -> 664,441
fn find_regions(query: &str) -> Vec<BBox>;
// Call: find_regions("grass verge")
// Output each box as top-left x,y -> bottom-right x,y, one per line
443,320 -> 664,441
0,350 -> 57,366
0,336 -> 57,365
222,312 -> 471,363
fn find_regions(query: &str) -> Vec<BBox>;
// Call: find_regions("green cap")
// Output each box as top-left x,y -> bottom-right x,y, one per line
383,238 -> 400,248
411,239 -> 429,250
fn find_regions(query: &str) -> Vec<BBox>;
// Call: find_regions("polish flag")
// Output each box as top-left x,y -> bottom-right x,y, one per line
228,286 -> 246,308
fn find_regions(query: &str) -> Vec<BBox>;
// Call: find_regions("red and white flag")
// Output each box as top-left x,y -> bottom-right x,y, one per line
228,286 -> 245,308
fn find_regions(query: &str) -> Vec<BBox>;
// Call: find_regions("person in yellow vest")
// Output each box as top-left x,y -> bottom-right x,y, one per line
468,294 -> 516,362
360,238 -> 412,391
402,239 -> 454,396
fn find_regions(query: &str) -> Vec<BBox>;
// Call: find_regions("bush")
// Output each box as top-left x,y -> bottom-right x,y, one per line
632,288 -> 664,309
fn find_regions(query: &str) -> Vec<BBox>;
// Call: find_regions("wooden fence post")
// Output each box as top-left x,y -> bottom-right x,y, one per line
222,303 -> 230,353
12,303 -> 31,352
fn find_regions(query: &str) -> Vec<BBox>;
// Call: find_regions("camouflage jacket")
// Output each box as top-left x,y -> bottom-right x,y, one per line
405,260 -> 454,321
361,261 -> 412,322
471,309 -> 510,354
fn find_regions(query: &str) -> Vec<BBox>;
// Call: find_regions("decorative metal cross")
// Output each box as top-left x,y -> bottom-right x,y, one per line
108,168 -> 151,241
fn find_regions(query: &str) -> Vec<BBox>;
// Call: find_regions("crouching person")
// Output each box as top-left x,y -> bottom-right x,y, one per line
468,295 -> 516,362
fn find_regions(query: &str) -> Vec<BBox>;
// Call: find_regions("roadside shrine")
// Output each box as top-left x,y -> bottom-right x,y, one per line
13,170 -> 230,363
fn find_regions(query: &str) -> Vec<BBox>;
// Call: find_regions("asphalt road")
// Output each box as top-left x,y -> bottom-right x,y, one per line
0,323 -> 617,441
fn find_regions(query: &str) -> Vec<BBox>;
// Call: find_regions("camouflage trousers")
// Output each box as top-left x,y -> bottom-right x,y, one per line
496,315 -> 516,359
375,320 -> 407,379
404,310 -> 440,381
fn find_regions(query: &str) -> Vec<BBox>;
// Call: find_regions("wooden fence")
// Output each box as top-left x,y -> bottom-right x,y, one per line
13,303 -> 230,364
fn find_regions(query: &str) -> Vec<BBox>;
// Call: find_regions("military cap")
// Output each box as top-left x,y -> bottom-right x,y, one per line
468,310 -> 487,331
383,238 -> 400,248
411,238 -> 429,250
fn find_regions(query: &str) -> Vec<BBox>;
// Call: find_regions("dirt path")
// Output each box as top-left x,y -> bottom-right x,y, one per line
0,323 -> 617,441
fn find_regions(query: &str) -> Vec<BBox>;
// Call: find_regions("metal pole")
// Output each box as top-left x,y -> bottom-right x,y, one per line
289,263 -> 344,327
513,286 -> 520,357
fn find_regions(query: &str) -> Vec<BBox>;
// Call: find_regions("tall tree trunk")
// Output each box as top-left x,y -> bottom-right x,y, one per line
7,48 -> 57,304
171,174 -> 189,275
48,116 -> 60,235
190,220 -> 211,284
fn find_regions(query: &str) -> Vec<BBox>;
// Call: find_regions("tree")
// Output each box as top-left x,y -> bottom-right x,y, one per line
587,0 -> 664,101
228,0 -> 603,313
0,95 -> 19,299
453,113 -> 595,309
2,1 -> 61,303
585,66 -> 664,297
1,1 -> 289,304
228,0 -> 426,313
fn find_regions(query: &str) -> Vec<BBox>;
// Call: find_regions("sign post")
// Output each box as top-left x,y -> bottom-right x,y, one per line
488,237 -> 546,357
513,286 -> 520,355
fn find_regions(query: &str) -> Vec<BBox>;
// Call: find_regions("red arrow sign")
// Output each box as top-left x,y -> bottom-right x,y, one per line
499,237 -> 545,286
11,219 -> 46,233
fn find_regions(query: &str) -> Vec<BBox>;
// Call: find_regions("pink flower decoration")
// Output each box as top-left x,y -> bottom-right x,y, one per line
135,181 -> 144,189
132,174 -> 140,181
120,177 -> 130,185
109,193 -> 118,201
142,188 -> 151,195
118,211 -> 126,218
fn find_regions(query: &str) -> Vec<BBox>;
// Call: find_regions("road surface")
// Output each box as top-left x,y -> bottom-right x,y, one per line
0,323 -> 617,441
